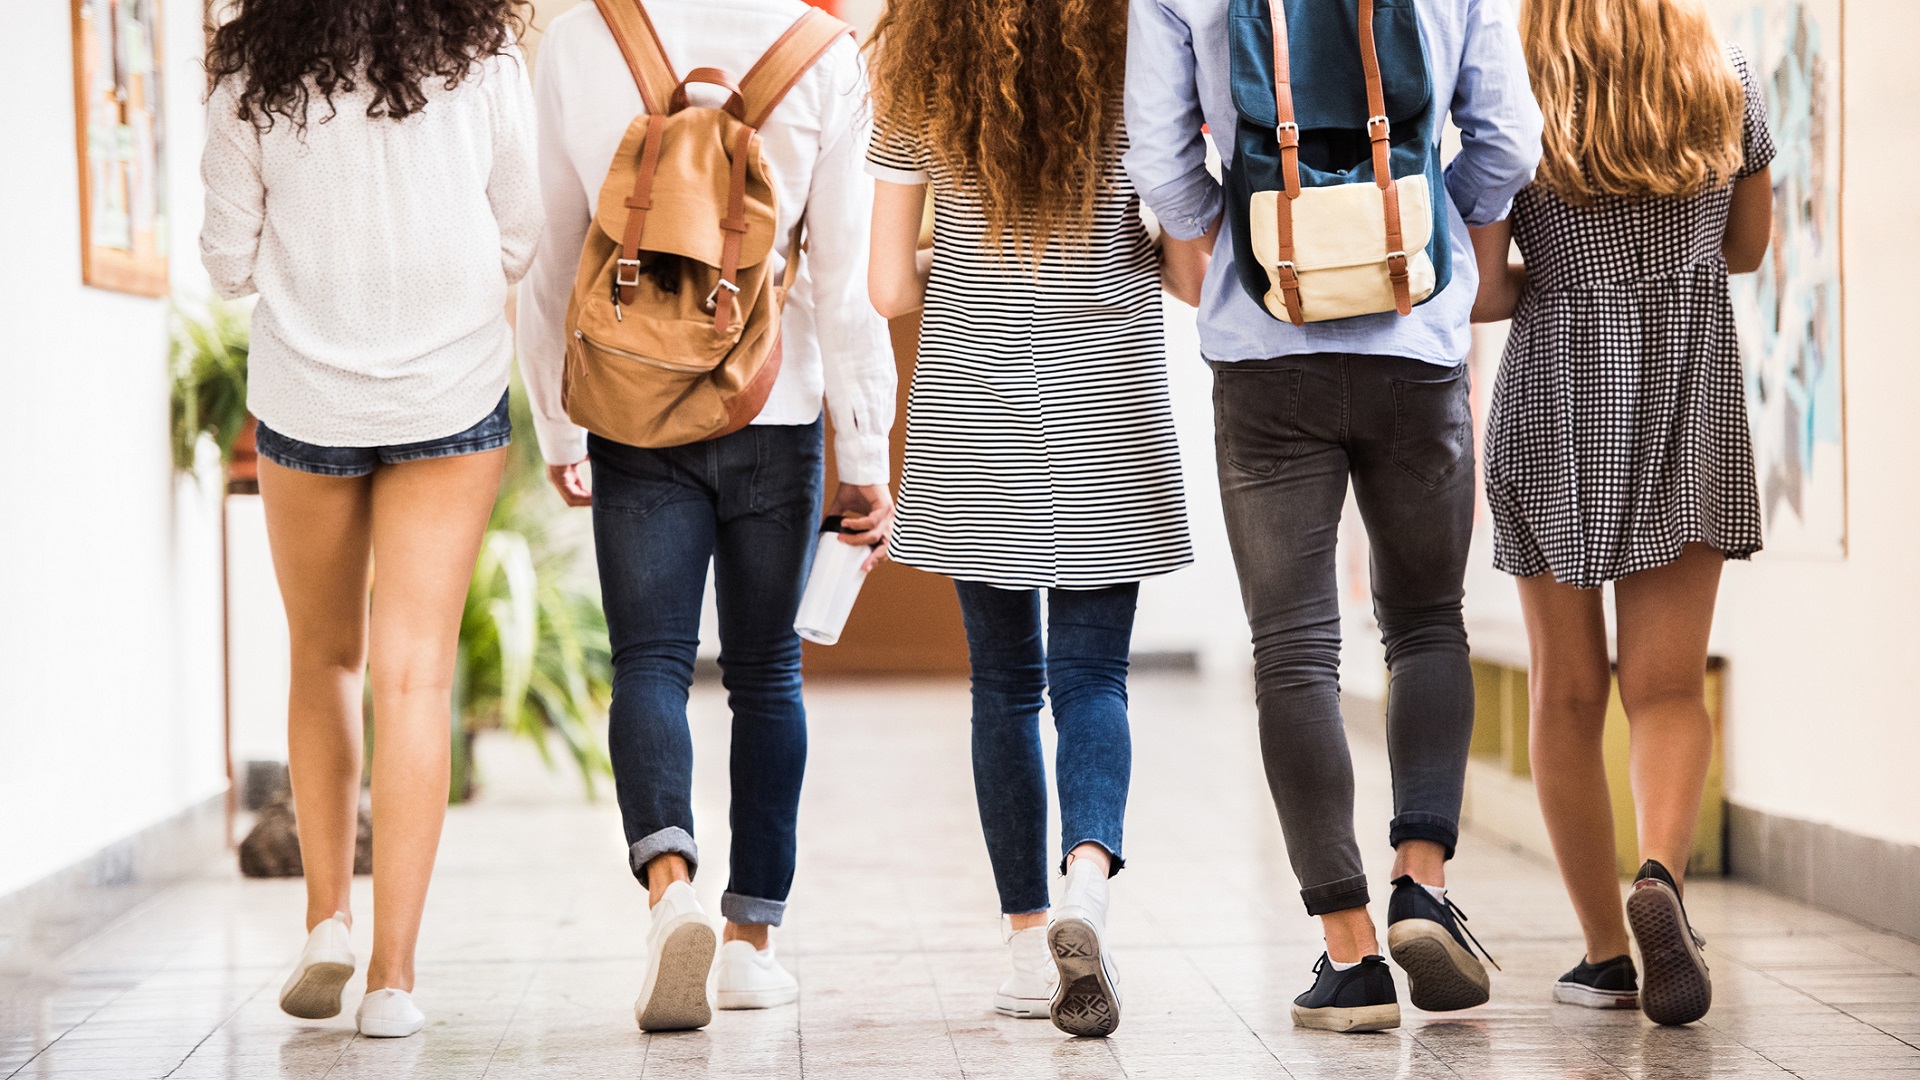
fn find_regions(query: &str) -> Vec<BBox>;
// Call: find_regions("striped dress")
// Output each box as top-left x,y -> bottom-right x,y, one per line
865,120 -> 1192,589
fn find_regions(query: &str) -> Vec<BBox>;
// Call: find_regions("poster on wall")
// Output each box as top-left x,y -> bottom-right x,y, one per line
71,0 -> 169,298
1715,0 -> 1847,558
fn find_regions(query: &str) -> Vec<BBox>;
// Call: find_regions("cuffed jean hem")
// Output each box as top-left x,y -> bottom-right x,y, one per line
1058,838 -> 1126,878
721,891 -> 788,927
1301,873 -> 1372,916
628,828 -> 699,886
1389,814 -> 1460,860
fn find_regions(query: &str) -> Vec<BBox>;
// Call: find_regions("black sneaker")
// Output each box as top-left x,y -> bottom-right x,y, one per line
1626,860 -> 1711,1025
1385,876 -> 1496,1011
1290,953 -> 1401,1033
1554,954 -> 1639,1009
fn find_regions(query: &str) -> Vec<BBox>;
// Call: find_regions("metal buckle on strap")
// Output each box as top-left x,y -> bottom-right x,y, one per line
1385,250 -> 1410,280
615,258 -> 643,289
1274,259 -> 1300,283
1367,114 -> 1391,139
702,277 -> 741,312
1275,121 -> 1300,146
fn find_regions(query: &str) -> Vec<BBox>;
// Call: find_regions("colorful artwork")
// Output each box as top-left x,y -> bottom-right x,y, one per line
72,0 -> 169,297
1718,0 -> 1847,557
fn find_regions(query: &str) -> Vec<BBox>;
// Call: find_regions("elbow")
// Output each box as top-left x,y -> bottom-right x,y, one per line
867,279 -> 920,322
1725,243 -> 1769,276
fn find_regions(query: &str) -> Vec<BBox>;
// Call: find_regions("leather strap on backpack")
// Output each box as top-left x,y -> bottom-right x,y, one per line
594,0 -> 679,117
739,9 -> 853,129
1356,0 -> 1413,316
1267,0 -> 1305,326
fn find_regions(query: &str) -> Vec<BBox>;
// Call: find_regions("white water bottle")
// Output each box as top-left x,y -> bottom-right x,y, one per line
794,517 -> 876,646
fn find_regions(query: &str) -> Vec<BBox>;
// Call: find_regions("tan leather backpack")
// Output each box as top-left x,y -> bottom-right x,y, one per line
563,0 -> 850,448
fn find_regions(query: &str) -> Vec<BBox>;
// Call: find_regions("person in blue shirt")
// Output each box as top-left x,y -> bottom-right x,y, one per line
1125,0 -> 1541,1033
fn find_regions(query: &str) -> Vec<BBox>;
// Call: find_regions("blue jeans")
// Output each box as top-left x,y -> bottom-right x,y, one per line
254,390 -> 511,477
588,420 -> 823,927
954,581 -> 1139,915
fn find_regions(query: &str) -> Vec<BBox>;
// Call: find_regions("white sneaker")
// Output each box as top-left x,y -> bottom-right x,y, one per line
634,881 -> 717,1031
279,912 -> 355,1020
1048,858 -> 1122,1037
993,919 -> 1057,1018
355,988 -> 425,1038
714,939 -> 799,1009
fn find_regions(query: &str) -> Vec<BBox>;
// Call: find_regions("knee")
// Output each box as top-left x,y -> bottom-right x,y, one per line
1528,672 -> 1612,734
1617,667 -> 1707,720
1376,601 -> 1466,660
289,629 -> 368,681
374,647 -> 457,702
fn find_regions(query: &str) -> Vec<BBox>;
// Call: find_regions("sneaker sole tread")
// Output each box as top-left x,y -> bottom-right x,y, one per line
280,961 -> 354,1020
1388,919 -> 1491,1012
1048,918 -> 1119,1038
1627,881 -> 1711,1026
635,920 -> 717,1032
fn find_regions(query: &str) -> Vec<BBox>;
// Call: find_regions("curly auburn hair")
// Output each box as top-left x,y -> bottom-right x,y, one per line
206,0 -> 528,133
866,0 -> 1126,261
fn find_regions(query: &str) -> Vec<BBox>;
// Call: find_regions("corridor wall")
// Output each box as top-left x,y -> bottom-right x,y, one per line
0,0 -> 228,952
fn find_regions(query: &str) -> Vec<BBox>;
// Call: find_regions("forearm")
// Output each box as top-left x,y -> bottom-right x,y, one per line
1468,221 -> 1525,323
1160,212 -> 1220,307
868,180 -> 929,320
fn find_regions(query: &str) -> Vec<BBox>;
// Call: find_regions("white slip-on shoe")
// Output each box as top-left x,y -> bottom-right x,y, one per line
993,919 -> 1057,1019
279,912 -> 355,1020
714,939 -> 799,1010
1048,859 -> 1122,1037
634,881 -> 717,1031
355,988 -> 426,1038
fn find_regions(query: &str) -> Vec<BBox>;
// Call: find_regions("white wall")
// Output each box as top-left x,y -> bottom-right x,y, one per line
1459,10 -> 1920,851
0,0 -> 228,897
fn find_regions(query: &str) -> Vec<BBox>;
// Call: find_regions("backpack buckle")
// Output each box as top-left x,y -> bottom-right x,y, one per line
1367,114 -> 1391,140
1273,260 -> 1300,284
1385,250 -> 1410,281
615,258 -> 644,289
703,277 -> 741,312
1274,121 -> 1300,148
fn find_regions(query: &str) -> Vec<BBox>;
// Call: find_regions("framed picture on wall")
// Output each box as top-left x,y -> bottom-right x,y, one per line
71,0 -> 169,297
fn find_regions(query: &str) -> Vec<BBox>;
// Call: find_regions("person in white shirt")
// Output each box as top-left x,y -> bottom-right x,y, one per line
516,0 -> 896,1031
199,0 -> 543,1042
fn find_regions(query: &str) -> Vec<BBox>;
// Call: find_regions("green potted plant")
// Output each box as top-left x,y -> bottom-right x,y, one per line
169,299 -> 258,491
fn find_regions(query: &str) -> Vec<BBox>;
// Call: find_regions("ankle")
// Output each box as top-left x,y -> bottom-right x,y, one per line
1390,840 -> 1447,888
306,908 -> 350,933
364,966 -> 414,993
1066,842 -> 1112,877
1320,907 -> 1379,964
644,854 -> 692,908
724,922 -> 770,950
1007,911 -> 1047,933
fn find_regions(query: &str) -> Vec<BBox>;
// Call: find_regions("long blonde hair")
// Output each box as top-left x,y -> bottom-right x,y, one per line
1522,0 -> 1746,203
866,0 -> 1125,260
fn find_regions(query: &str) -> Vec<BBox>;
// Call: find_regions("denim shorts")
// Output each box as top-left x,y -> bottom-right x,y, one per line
255,391 -> 511,478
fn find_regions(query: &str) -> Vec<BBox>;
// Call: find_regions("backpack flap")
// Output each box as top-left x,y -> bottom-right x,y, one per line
1249,175 -> 1435,323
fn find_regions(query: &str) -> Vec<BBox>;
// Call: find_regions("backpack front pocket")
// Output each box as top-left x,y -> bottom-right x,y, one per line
1246,176 -> 1436,323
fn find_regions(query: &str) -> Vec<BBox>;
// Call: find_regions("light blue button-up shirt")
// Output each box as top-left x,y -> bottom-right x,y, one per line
1124,0 -> 1543,365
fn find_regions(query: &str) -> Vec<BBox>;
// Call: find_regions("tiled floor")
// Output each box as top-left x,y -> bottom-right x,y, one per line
4,674 -> 1918,1078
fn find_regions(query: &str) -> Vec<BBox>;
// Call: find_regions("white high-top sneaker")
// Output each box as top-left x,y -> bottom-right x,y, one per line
1048,859 -> 1122,1037
993,918 -> 1057,1018
355,987 -> 426,1038
634,881 -> 717,1031
279,912 -> 355,1020
714,939 -> 799,1009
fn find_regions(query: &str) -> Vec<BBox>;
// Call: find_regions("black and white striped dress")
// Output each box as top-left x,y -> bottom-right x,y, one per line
866,120 -> 1192,589
1483,45 -> 1774,589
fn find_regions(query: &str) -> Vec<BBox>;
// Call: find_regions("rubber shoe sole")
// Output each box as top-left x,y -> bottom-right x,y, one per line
992,991 -> 1053,1019
1388,918 -> 1491,1012
715,983 -> 798,1010
279,960 -> 355,1020
1289,1001 -> 1402,1033
634,920 -> 717,1032
1047,917 -> 1120,1037
1553,980 -> 1639,1009
1627,880 -> 1711,1026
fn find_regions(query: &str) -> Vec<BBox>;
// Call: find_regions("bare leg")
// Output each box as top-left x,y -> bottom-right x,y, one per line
362,449 -> 506,992
259,459 -> 373,934
1322,908 -> 1380,963
1613,544 -> 1724,890
1516,572 -> 1628,962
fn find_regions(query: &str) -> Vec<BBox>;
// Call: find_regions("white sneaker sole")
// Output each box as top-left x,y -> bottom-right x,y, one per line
635,919 -> 717,1032
1553,981 -> 1639,1009
1047,917 -> 1120,1037
715,983 -> 798,1010
1388,918 -> 1491,1012
280,959 -> 355,1020
992,991 -> 1054,1019
355,1011 -> 425,1038
1289,1001 -> 1402,1033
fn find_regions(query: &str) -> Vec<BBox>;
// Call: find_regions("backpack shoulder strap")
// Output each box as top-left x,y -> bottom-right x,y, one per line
738,8 -> 854,130
593,0 -> 679,116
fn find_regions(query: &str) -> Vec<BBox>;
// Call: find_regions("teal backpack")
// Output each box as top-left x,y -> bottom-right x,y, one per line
1224,0 -> 1449,325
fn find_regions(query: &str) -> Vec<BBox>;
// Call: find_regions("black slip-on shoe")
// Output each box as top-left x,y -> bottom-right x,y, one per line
1554,954 -> 1640,1009
1385,876 -> 1497,1011
1290,954 -> 1401,1033
1627,860 -> 1711,1025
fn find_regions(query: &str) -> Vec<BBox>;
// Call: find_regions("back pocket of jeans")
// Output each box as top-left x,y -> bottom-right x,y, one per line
1215,366 -> 1305,478
1390,366 -> 1471,489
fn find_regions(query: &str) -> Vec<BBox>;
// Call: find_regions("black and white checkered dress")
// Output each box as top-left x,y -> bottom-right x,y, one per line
865,119 -> 1192,589
1484,45 -> 1775,589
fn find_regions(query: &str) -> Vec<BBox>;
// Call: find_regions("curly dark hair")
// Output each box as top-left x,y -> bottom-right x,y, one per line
206,0 -> 529,132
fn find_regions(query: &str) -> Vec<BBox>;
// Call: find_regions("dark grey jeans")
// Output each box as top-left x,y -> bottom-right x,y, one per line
1211,354 -> 1476,916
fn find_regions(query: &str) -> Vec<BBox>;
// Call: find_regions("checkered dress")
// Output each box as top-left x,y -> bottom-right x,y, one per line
1484,45 -> 1775,588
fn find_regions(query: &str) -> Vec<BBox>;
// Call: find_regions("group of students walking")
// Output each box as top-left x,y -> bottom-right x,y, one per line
199,0 -> 1773,1044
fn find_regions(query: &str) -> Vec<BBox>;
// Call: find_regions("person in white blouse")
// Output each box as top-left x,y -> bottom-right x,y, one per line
517,0 -> 896,1033
198,0 -> 542,1040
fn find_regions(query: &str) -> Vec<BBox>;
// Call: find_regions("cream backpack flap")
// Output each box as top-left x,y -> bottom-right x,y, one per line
563,0 -> 850,448
1223,0 -> 1451,325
